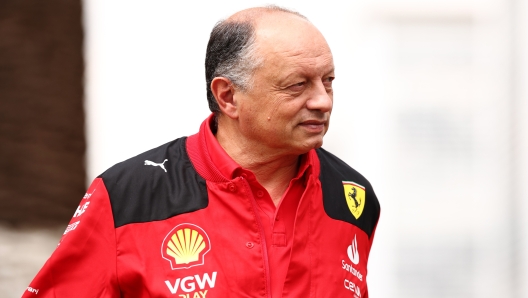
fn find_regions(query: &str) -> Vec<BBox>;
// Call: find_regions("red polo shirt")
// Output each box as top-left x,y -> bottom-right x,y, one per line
24,113 -> 380,298
203,116 -> 313,297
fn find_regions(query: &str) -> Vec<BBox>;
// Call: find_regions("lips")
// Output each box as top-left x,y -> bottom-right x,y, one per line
301,120 -> 326,126
299,119 -> 327,133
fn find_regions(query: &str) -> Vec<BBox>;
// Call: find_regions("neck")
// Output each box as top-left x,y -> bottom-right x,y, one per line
215,118 -> 300,205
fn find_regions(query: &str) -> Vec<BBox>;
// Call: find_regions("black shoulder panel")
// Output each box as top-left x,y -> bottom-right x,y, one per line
99,137 -> 208,228
316,148 -> 380,239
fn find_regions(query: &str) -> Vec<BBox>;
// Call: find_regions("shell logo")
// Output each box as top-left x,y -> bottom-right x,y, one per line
161,223 -> 211,270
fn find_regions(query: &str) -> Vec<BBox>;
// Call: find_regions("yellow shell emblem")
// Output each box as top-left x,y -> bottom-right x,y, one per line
162,223 -> 210,270
343,181 -> 366,219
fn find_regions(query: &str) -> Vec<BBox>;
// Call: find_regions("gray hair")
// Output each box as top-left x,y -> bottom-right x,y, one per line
211,24 -> 261,93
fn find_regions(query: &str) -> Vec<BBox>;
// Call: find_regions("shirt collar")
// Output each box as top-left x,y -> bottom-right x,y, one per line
203,114 -> 313,181
204,116 -> 241,179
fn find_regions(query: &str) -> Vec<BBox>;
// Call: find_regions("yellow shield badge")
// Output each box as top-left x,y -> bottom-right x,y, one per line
343,181 -> 366,219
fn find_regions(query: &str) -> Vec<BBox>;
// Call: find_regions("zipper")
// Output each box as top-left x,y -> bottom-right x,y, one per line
242,177 -> 272,298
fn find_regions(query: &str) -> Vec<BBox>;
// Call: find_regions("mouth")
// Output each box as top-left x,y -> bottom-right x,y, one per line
299,119 -> 327,133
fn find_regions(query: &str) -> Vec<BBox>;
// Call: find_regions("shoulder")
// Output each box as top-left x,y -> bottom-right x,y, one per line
316,148 -> 371,186
316,148 -> 380,239
99,137 -> 208,228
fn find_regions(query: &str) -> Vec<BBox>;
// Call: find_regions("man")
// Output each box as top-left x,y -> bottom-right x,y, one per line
24,6 -> 380,298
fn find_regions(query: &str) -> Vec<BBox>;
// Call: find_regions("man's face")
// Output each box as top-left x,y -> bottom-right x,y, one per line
233,14 -> 334,156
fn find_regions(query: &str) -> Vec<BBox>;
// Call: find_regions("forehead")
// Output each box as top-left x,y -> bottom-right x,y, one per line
253,13 -> 334,74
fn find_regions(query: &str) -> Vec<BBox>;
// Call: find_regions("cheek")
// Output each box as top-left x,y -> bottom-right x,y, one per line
238,96 -> 260,119
237,104 -> 268,135
270,96 -> 302,119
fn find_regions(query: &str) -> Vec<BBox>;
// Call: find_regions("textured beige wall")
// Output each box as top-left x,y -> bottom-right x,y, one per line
0,227 -> 63,297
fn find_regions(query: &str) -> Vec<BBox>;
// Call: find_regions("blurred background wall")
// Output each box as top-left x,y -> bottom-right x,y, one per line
0,1 -> 85,296
0,0 -> 85,227
2,0 -> 527,297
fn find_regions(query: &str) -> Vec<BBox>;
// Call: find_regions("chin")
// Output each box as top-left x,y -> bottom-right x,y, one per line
297,138 -> 324,153
312,140 -> 324,150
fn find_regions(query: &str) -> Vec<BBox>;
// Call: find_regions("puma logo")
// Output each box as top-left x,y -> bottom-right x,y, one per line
144,159 -> 168,172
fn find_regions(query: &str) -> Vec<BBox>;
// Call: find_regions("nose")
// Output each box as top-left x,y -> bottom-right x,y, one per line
306,81 -> 333,113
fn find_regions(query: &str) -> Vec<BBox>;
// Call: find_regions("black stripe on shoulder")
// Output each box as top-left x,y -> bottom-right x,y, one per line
316,148 -> 380,238
99,137 -> 208,228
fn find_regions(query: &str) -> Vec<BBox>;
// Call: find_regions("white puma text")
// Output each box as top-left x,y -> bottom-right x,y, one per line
144,159 -> 168,172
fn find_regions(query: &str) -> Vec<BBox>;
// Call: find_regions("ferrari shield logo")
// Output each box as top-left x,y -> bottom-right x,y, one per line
343,181 -> 366,219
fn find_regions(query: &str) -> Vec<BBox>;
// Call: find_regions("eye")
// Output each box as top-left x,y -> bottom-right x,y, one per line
288,81 -> 306,92
323,76 -> 335,89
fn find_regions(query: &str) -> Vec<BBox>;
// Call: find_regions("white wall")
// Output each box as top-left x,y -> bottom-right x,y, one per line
84,1 -> 528,297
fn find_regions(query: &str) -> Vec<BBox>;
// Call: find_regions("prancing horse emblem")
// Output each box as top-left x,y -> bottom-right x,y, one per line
348,187 -> 360,208
342,181 -> 366,220
144,159 -> 168,172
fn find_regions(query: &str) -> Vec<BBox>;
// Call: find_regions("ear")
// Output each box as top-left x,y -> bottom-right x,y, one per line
211,77 -> 238,119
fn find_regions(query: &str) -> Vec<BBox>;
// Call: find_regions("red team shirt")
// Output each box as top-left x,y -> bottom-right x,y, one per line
205,118 -> 312,298
23,115 -> 380,298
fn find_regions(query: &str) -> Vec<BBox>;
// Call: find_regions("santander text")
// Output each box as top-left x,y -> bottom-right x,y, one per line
342,260 -> 363,281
